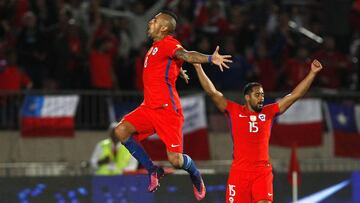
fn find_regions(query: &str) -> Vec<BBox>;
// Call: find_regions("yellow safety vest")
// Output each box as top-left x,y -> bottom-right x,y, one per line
96,139 -> 131,175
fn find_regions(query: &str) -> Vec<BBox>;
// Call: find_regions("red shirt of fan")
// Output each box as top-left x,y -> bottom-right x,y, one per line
225,100 -> 280,171
89,50 -> 112,89
142,35 -> 183,110
0,65 -> 31,90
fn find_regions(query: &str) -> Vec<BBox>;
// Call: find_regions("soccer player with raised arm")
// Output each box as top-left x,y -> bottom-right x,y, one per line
193,60 -> 322,203
114,11 -> 232,201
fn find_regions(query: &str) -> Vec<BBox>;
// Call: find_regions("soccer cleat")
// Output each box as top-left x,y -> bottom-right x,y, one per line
147,167 -> 165,192
193,177 -> 206,201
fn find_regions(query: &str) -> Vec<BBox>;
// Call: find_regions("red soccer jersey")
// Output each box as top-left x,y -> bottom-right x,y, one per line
142,35 -> 184,110
225,100 -> 280,171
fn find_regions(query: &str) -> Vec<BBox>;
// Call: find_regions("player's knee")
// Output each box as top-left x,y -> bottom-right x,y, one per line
168,153 -> 182,168
114,123 -> 131,143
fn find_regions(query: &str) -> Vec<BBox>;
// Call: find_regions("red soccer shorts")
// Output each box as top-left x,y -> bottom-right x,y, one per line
226,167 -> 273,203
122,105 -> 184,153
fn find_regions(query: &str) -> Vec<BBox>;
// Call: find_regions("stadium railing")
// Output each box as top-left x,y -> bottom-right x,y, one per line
1,89 -> 360,130
1,89 -> 360,176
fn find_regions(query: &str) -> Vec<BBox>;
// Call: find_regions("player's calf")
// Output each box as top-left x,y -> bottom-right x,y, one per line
167,152 -> 183,168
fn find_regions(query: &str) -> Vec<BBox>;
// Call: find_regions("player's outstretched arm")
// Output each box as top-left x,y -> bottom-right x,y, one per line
193,63 -> 227,112
175,46 -> 232,72
277,59 -> 323,113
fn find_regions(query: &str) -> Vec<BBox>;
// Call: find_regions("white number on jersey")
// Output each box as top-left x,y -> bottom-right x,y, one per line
144,56 -> 148,68
248,121 -> 258,133
228,184 -> 236,196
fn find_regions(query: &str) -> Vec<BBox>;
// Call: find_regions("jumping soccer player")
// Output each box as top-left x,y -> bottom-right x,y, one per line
114,11 -> 232,201
193,60 -> 322,203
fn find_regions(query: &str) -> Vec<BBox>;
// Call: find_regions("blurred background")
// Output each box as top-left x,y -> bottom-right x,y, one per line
1,0 -> 360,202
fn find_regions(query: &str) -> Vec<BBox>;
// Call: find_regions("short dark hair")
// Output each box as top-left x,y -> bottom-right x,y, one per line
243,82 -> 262,96
161,10 -> 178,22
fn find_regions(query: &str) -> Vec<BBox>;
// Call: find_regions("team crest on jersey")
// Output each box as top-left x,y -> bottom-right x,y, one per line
259,114 -> 266,121
152,47 -> 159,55
250,115 -> 257,121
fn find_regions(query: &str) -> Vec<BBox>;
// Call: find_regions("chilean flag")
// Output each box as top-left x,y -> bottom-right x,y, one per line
20,95 -> 80,137
181,94 -> 210,160
271,98 -> 323,147
327,102 -> 360,158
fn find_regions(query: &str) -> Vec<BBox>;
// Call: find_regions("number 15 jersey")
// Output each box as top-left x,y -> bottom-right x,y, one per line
225,100 -> 280,171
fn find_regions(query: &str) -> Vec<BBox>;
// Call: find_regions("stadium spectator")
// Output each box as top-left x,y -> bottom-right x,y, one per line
311,36 -> 352,89
194,0 -> 230,37
283,46 -> 312,89
99,0 -> 167,50
252,43 -> 277,91
0,50 -> 32,129
215,37 -> 254,90
16,11 -> 49,89
89,37 -> 116,89
0,0 -> 356,91
0,50 -> 32,90
167,0 -> 196,47
53,10 -> 88,89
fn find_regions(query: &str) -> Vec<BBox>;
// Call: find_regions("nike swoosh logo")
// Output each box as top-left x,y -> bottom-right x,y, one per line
171,144 -> 180,148
239,114 -> 247,117
268,193 -> 273,196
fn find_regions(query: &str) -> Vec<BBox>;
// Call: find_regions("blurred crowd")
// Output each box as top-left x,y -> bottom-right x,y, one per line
0,0 -> 360,92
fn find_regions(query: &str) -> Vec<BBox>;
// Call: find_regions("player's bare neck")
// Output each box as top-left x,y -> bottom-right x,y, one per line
153,33 -> 169,42
246,103 -> 256,112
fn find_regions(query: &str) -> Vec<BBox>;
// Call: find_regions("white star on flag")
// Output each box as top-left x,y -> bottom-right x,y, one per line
336,112 -> 347,126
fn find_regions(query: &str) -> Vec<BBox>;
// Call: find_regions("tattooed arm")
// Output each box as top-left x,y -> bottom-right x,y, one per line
174,46 -> 232,71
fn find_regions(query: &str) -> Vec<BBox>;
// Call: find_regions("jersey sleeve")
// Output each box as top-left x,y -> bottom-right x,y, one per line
165,39 -> 183,58
267,103 -> 280,118
225,100 -> 237,112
